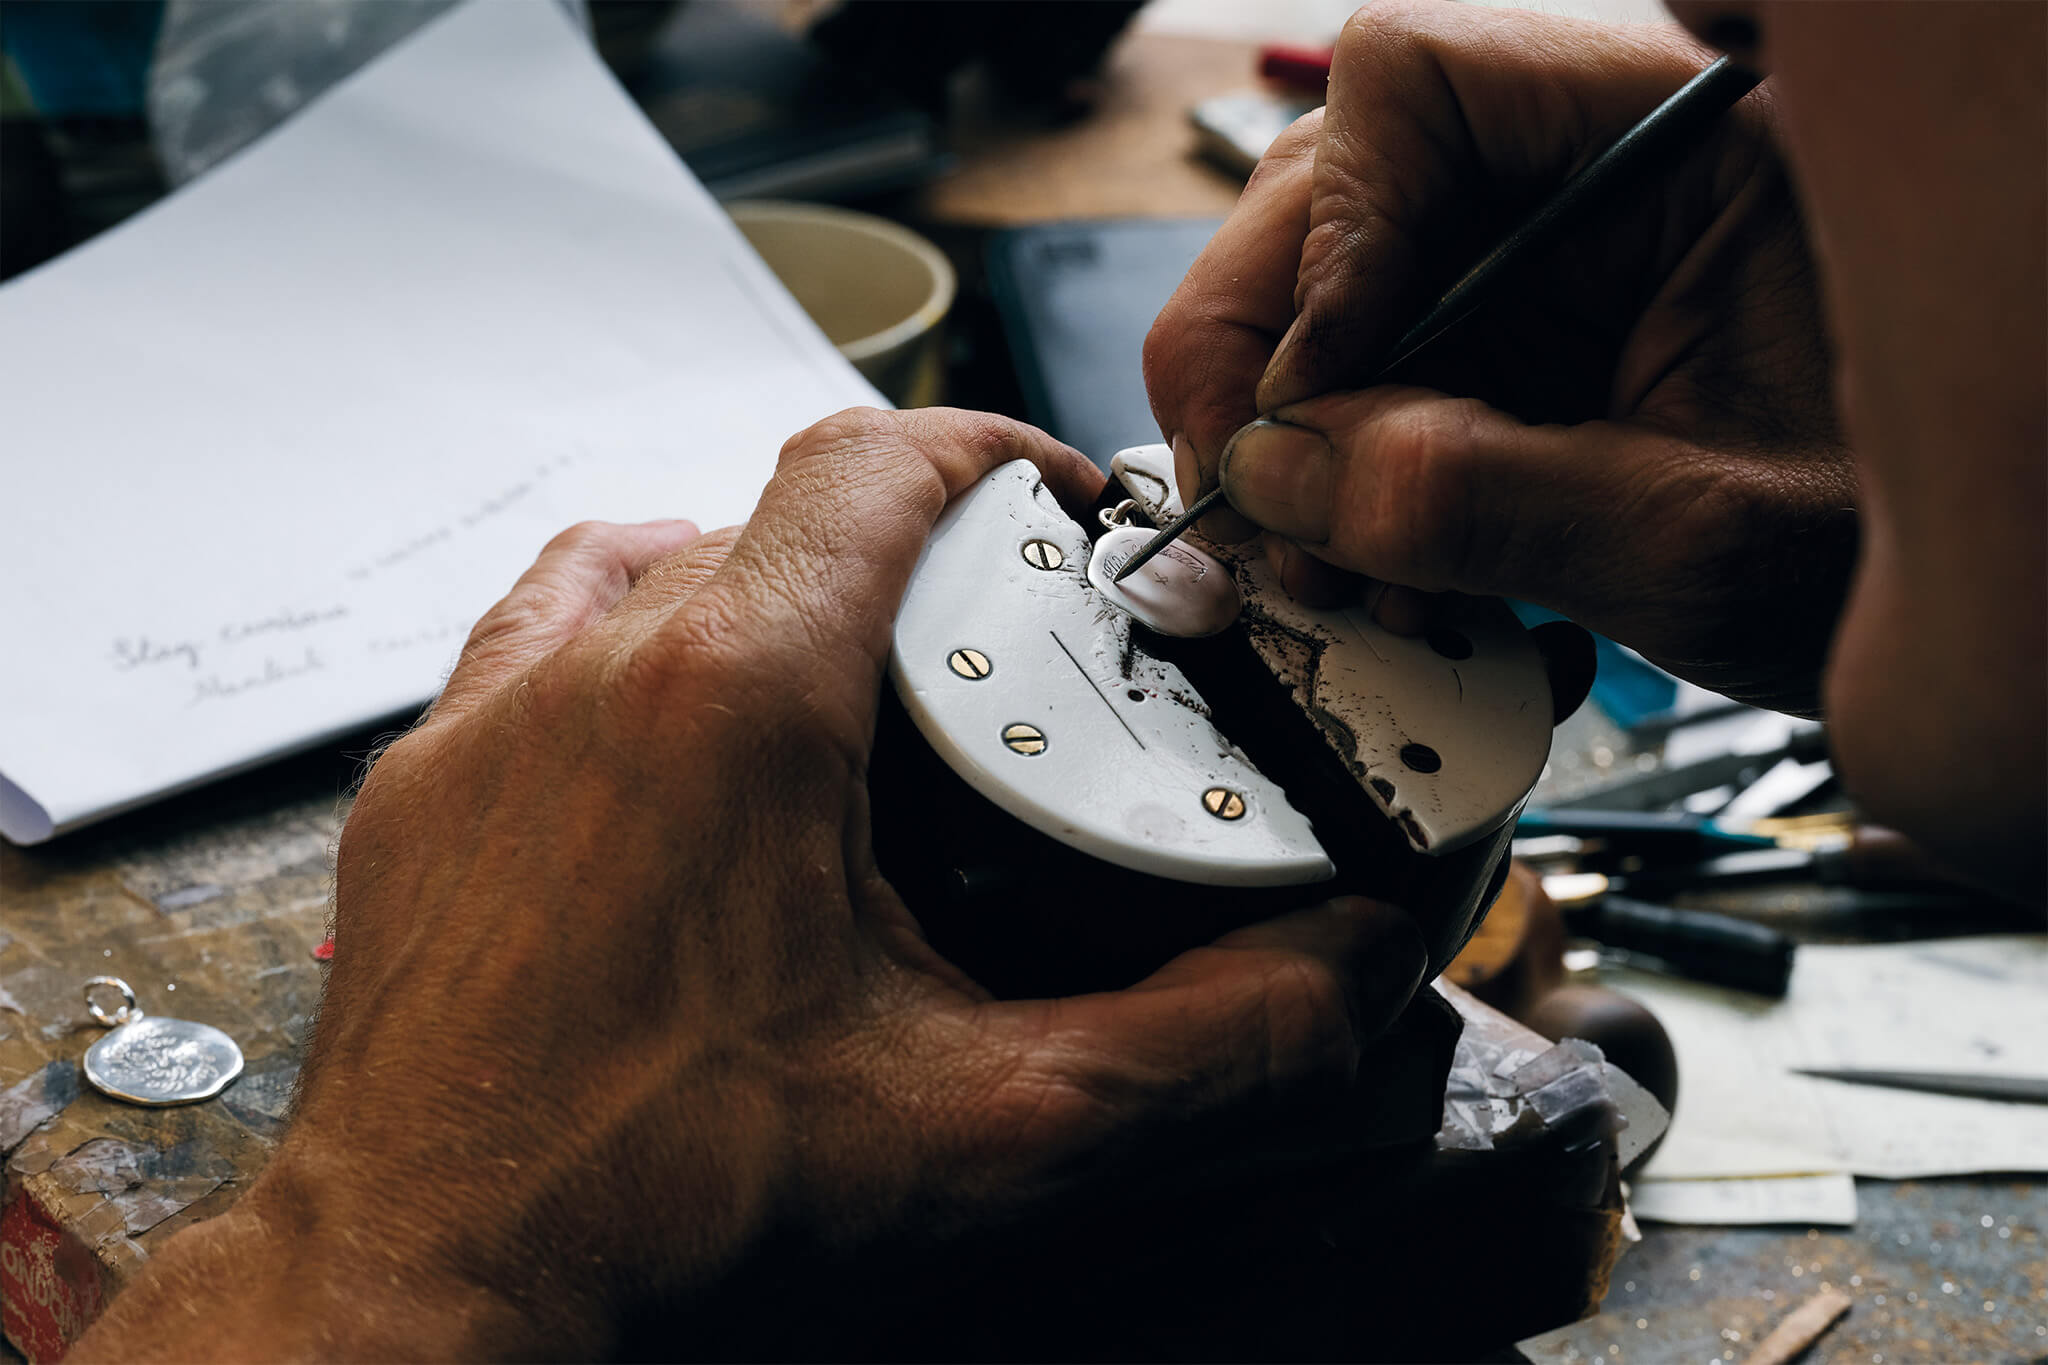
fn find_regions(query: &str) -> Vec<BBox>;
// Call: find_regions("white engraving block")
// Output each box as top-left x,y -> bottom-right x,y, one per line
890,460 -> 1333,887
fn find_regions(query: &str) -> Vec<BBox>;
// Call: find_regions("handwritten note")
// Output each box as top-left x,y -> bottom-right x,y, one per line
0,0 -> 879,843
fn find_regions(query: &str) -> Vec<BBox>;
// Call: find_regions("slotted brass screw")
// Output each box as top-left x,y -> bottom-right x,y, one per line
1002,723 -> 1047,755
1202,787 -> 1247,820
1021,539 -> 1065,570
948,648 -> 992,680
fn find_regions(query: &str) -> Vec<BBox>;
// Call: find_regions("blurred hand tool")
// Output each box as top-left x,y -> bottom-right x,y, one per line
1791,1068 -> 2048,1105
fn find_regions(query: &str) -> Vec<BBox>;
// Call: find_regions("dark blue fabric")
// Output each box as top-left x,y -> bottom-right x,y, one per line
3,1 -> 164,117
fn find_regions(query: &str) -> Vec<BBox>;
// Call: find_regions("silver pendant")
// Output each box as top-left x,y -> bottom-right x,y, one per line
81,976 -> 244,1106
1086,502 -> 1241,638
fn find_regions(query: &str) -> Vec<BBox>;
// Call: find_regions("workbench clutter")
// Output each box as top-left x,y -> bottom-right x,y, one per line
1469,701 -> 2048,1197
1487,694 -> 2048,1361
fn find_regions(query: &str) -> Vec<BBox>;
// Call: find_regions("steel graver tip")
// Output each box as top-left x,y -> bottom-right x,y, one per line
1111,486 -> 1229,582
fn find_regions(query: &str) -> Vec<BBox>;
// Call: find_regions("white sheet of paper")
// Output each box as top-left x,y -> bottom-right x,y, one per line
0,0 -> 881,844
1629,1173 -> 1859,1227
1611,935 -> 2048,1180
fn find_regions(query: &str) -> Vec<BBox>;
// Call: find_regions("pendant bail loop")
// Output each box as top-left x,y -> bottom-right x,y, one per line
84,975 -> 142,1028
1098,498 -> 1139,530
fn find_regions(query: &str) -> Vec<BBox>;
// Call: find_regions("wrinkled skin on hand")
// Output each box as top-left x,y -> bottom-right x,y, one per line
1146,3 -> 1855,716
75,409 -> 1428,1361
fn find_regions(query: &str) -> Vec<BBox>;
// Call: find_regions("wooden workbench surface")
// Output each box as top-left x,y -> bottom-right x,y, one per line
913,29 -> 1252,226
1,745 -> 353,1360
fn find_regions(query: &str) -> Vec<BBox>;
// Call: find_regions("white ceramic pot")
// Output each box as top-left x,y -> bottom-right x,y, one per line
726,200 -> 956,407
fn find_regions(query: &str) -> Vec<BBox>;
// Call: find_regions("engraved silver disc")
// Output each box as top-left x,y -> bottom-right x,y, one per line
1085,525 -> 1241,638
83,1015 -> 245,1106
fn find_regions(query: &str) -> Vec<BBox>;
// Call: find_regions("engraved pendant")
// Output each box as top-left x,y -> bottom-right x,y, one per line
1086,522 -> 1241,638
81,976 -> 244,1106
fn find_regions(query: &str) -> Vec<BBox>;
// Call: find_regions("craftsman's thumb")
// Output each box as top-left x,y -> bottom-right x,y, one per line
1053,895 -> 1429,1128
1199,896 -> 1432,1070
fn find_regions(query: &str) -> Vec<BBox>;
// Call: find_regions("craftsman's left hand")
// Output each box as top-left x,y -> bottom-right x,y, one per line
73,408 -> 1428,1362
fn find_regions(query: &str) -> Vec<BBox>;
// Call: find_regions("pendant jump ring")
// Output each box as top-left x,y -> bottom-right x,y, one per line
1099,498 -> 1138,530
84,976 -> 140,1028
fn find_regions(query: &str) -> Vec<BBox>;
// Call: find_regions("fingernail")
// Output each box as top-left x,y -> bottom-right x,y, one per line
1170,431 -> 1199,496
1220,419 -> 1333,542
1258,314 -> 1317,414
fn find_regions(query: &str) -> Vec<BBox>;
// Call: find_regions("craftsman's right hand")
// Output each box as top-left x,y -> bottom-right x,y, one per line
1146,2 -> 1856,716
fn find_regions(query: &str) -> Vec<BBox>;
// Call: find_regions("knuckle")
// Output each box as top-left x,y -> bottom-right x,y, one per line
1253,957 -> 1359,1089
789,405 -> 1021,528
603,638 -> 695,724
902,408 -> 1035,499
773,406 -> 951,522
1141,306 -> 1188,397
629,525 -> 740,603
910,406 -> 1030,464
1315,4 -> 1450,242
542,519 -> 615,557
1244,109 -> 1326,192
506,649 -> 594,734
462,586 -> 547,652
454,581 -> 573,673
618,590 -> 733,690
1338,0 -> 1432,57
610,588 -> 777,726
1366,400 -> 1485,587
780,405 -> 899,467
